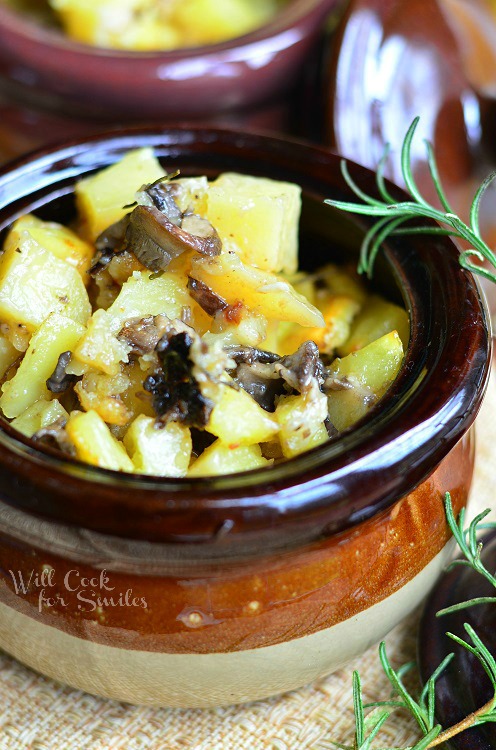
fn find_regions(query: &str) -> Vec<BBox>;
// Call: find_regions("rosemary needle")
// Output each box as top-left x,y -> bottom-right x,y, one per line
337,494 -> 496,750
324,116 -> 496,284
325,119 -> 496,749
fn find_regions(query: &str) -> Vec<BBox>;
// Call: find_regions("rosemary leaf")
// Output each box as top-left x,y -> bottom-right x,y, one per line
325,117 -> 496,284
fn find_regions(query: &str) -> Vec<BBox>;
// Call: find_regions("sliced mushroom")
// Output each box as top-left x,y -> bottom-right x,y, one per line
144,331 -> 213,428
187,277 -> 227,316
46,351 -> 79,394
225,345 -> 281,366
145,181 -> 183,226
125,205 -> 222,273
118,315 -> 169,356
32,417 -> 76,456
275,341 -> 326,393
91,215 -> 131,276
234,362 -> 286,412
226,342 -> 328,411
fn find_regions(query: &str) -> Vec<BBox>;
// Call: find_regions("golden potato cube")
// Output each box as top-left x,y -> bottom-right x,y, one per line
124,415 -> 192,477
173,0 -> 277,45
280,295 -> 361,356
338,295 -> 410,356
207,306 -> 268,349
316,264 -> 368,306
75,370 -> 132,426
50,0 -> 181,50
191,253 -> 324,328
204,172 -> 301,273
327,331 -> 404,431
188,440 -> 270,477
66,409 -> 134,472
74,270 -> 191,375
4,214 -> 94,282
0,334 -> 19,379
174,176 -> 209,215
75,147 -> 165,240
203,380 -> 279,446
275,390 -> 329,458
0,314 -> 85,419
11,398 -> 69,438
0,234 -> 91,332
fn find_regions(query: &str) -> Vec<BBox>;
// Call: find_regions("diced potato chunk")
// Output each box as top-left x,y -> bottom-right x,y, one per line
66,409 -> 134,471
51,0 -> 182,50
50,0 -> 277,50
188,440 -> 270,477
275,389 -> 329,458
338,295 -> 410,356
0,334 -> 19,379
11,398 -> 69,438
75,147 -> 165,240
317,264 -> 368,306
172,0 -> 277,46
75,370 -> 132,426
73,270 -> 191,374
0,235 -> 91,332
124,415 -> 191,476
206,306 -> 268,348
280,295 -> 361,355
0,314 -> 86,419
4,214 -> 94,281
327,331 -> 404,431
191,253 -> 324,328
204,172 -> 301,273
173,176 -> 209,215
203,380 -> 279,446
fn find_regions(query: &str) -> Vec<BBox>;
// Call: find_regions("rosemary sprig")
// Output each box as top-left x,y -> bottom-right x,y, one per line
336,494 -> 496,749
324,116 -> 496,283
436,493 -> 496,616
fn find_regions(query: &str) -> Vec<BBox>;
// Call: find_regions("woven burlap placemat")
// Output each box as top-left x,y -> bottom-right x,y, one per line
1,371 -> 495,750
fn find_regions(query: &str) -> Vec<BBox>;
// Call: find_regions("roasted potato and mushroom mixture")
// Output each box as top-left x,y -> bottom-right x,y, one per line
4,0 -> 283,50
0,148 -> 408,476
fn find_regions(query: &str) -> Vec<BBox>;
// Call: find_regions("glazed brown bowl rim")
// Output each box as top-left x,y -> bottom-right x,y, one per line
0,0 -> 335,59
0,125 -> 490,546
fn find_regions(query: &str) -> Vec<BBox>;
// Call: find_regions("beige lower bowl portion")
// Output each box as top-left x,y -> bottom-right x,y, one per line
0,543 -> 451,707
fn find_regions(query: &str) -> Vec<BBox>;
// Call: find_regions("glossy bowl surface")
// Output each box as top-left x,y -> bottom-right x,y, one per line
0,0 -> 340,158
0,127 -> 490,706
324,0 -> 477,195
321,0 -> 496,321
419,530 -> 496,749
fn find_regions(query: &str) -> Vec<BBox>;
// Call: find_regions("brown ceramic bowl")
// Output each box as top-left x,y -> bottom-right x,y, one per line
323,0 -> 478,197
0,126 -> 490,707
321,0 -> 496,318
0,0 -> 341,161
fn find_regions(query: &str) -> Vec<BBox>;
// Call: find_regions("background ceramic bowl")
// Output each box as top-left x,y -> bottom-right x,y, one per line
321,0 -> 496,320
0,0 -> 341,161
0,127 -> 490,707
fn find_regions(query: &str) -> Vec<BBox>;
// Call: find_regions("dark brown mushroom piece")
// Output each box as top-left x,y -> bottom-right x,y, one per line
31,417 -> 76,456
46,351 -> 79,394
144,331 -> 213,428
227,341 -> 328,411
90,214 -> 131,276
145,181 -> 183,226
125,205 -> 222,273
233,362 -> 286,412
187,277 -> 227,317
275,341 -> 326,393
118,315 -> 169,356
225,345 -> 281,366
